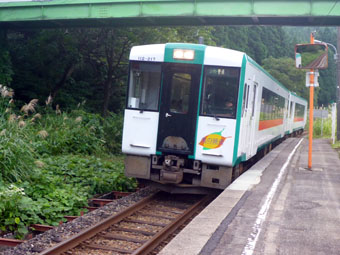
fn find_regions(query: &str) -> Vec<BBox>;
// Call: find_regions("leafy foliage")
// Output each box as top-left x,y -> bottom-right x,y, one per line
283,27 -> 338,106
0,91 -> 136,238
39,155 -> 136,194
0,48 -> 13,86
103,113 -> 124,154
262,57 -> 311,101
0,154 -> 135,238
213,26 -> 292,64
0,87 -> 37,182
313,116 -> 333,138
32,110 -> 106,155
0,184 -> 40,238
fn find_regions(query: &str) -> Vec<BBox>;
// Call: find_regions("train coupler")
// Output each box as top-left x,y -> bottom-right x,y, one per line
159,155 -> 184,183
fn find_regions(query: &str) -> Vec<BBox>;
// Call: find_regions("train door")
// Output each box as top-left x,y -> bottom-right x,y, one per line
241,82 -> 250,157
242,78 -> 258,158
157,63 -> 201,155
248,81 -> 258,156
286,95 -> 291,133
287,98 -> 293,133
284,98 -> 288,132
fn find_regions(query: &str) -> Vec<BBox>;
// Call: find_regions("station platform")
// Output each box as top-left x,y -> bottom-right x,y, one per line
159,138 -> 340,255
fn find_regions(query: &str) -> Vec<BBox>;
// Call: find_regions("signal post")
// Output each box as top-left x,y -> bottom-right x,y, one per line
308,33 -> 315,169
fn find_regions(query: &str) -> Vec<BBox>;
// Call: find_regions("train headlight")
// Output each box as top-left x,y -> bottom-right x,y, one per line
173,49 -> 195,60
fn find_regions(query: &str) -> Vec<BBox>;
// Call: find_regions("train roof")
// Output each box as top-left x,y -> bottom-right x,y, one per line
129,43 -> 245,67
291,92 -> 308,105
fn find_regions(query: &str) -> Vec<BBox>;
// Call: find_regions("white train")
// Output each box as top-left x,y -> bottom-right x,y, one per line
122,43 -> 307,192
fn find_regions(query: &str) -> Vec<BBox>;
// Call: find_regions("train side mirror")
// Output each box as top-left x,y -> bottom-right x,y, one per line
295,43 -> 328,69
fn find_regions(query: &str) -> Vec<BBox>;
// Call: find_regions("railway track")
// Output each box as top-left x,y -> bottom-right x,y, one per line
39,191 -> 210,255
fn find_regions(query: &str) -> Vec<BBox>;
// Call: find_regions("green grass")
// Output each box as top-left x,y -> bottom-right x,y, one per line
333,140 -> 340,148
312,117 -> 333,138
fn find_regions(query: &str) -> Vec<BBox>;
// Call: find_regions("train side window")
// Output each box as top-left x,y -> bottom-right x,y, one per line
294,103 -> 305,122
201,66 -> 240,119
127,61 -> 161,111
260,87 -> 285,121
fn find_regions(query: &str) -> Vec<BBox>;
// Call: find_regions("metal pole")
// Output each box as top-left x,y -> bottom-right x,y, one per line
321,109 -> 323,137
332,103 -> 336,144
337,27 -> 340,141
308,33 -> 315,170
321,108 -> 323,137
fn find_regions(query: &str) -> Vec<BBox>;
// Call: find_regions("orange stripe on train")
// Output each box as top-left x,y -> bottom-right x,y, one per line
259,119 -> 283,130
294,117 -> 304,122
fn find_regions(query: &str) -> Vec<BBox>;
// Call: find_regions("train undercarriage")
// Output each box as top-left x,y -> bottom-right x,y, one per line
124,130 -> 304,194
125,154 -> 233,194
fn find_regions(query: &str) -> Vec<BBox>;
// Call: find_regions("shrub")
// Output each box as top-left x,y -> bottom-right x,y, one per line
40,155 -> 137,194
0,125 -> 37,182
313,117 -> 332,138
103,113 -> 123,154
0,184 -> 41,238
0,87 -> 37,182
32,110 -> 106,155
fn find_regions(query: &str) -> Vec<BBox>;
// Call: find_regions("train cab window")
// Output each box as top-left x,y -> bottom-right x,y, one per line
127,62 -> 161,111
201,66 -> 240,119
170,73 -> 191,114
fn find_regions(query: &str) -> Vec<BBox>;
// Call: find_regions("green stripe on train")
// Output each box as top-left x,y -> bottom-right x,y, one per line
164,43 -> 206,64
232,54 -> 247,166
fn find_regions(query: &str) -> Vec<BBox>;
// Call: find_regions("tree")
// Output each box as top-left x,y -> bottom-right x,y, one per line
283,26 -> 338,106
262,57 -> 311,101
0,48 -> 13,86
9,30 -> 80,106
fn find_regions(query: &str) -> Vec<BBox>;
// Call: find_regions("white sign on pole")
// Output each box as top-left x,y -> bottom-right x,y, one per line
305,71 -> 320,87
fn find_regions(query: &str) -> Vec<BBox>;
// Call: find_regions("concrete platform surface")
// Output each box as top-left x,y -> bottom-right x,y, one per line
159,138 -> 340,255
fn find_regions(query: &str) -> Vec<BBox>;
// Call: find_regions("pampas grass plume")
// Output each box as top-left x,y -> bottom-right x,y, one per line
18,120 -> 26,128
37,130 -> 49,139
35,160 -> 45,168
75,116 -> 82,123
8,114 -> 17,123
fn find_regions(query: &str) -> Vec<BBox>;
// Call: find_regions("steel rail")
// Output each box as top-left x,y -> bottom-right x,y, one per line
39,192 -> 159,255
132,195 -> 210,255
0,238 -> 25,247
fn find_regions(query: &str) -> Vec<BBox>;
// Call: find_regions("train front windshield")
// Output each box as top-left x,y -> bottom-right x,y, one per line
201,66 -> 240,119
127,61 -> 161,111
